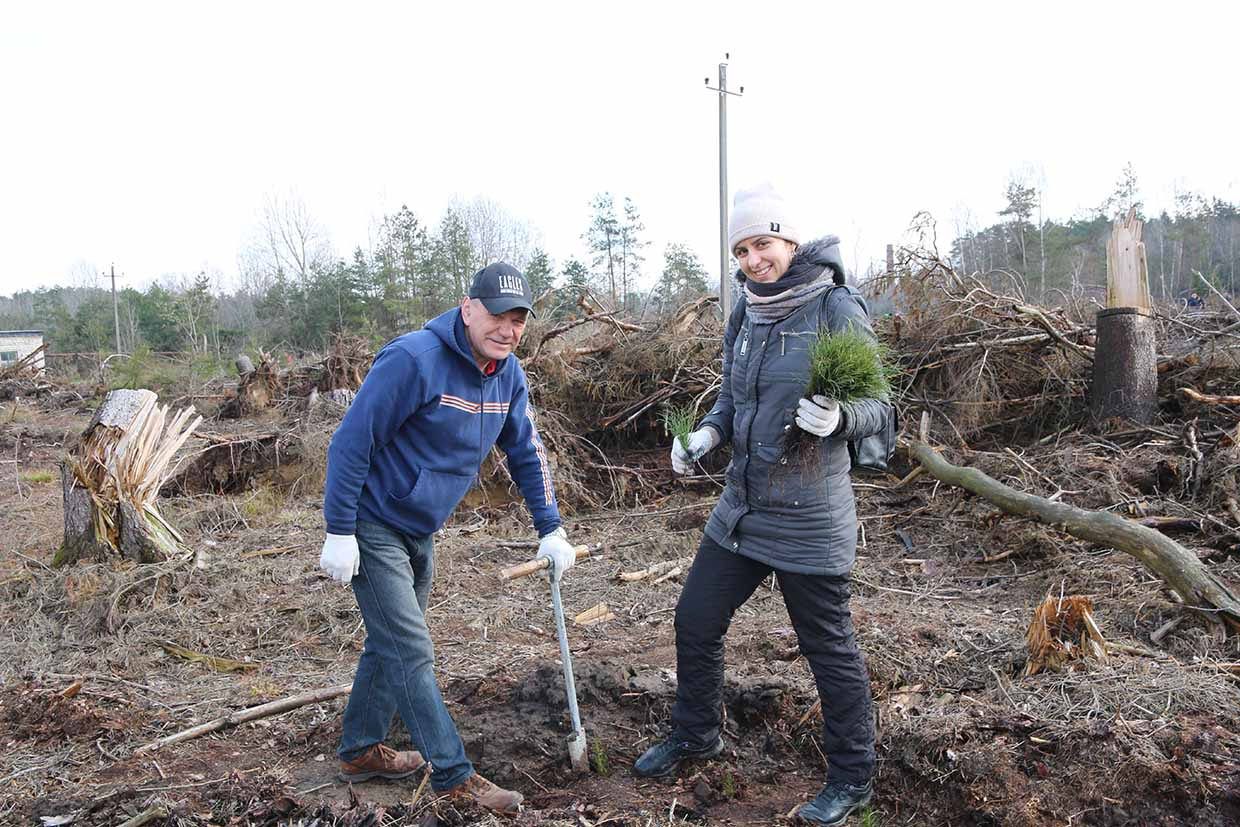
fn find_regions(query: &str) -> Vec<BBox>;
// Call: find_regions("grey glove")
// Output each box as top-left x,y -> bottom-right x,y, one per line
670,428 -> 720,475
795,395 -> 841,437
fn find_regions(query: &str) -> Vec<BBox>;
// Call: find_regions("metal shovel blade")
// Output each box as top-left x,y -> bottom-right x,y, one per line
548,574 -> 589,774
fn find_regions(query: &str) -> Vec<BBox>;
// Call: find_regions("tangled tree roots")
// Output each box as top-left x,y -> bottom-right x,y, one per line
317,334 -> 372,392
218,353 -> 283,419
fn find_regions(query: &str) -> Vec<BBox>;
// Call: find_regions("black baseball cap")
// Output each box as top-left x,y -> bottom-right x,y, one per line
469,262 -> 536,317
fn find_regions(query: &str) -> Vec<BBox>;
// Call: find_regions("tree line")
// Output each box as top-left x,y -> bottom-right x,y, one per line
0,193 -> 711,354
948,163 -> 1239,303
7,165 -> 1236,355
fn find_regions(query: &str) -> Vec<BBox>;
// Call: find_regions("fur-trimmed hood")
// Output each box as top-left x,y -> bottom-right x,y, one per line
734,235 -> 846,286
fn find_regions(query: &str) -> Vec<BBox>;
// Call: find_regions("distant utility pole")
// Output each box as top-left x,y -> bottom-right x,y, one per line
109,263 -> 122,354
705,55 -> 742,320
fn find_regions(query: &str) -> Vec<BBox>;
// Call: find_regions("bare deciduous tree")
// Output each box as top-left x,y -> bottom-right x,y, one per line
451,196 -> 540,271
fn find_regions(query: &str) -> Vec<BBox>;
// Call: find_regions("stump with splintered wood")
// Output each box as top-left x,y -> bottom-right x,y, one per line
55,389 -> 202,566
1091,208 -> 1156,423
1025,594 -> 1107,676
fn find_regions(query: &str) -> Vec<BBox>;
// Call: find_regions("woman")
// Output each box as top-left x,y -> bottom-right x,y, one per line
634,183 -> 889,826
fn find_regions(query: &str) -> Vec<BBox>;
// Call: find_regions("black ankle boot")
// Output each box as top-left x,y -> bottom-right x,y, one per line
796,779 -> 873,825
633,734 -> 723,777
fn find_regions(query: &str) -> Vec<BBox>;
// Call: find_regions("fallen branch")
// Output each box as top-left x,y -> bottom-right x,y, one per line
1180,387 -> 1240,406
158,641 -> 260,673
906,439 -> 1240,633
132,682 -> 351,755
117,805 -> 167,827
1012,304 -> 1095,362
618,560 -> 680,582
652,565 -> 683,585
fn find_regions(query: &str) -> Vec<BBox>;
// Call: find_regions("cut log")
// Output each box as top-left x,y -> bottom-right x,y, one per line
906,440 -> 1240,633
56,389 -> 201,566
234,353 -> 255,376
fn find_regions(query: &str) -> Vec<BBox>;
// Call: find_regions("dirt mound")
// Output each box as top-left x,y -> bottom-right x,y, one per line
0,678 -> 131,745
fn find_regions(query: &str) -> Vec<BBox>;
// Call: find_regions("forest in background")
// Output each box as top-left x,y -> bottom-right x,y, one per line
3,164 -> 1238,357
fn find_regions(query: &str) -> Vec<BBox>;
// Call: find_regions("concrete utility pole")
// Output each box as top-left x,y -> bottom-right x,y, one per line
705,56 -> 742,320
110,263 -> 122,355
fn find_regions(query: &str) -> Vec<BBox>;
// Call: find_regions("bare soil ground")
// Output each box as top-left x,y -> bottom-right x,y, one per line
1,396 -> 1237,826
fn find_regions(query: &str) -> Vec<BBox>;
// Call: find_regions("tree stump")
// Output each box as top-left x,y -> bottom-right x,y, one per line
1091,307 -> 1157,423
1092,209 -> 1156,423
55,388 -> 200,566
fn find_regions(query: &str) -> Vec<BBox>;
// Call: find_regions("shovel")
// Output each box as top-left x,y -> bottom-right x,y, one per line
501,545 -> 592,773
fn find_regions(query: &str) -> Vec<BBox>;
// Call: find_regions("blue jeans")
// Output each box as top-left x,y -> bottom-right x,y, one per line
337,520 -> 473,791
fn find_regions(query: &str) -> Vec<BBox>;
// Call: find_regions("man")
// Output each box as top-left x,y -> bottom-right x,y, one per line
319,262 -> 576,813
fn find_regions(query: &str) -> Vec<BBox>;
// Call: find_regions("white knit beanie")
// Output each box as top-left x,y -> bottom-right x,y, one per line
728,182 -> 800,253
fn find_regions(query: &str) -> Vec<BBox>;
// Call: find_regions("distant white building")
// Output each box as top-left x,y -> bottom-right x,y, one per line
0,330 -> 45,372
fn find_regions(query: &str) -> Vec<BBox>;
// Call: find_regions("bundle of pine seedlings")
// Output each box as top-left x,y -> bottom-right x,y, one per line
662,404 -> 698,455
786,326 -> 891,458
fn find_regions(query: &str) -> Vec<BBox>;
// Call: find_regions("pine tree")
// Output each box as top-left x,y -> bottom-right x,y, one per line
584,193 -> 621,305
999,178 -> 1038,275
656,243 -> 709,309
562,258 -> 590,291
436,208 -> 477,301
619,197 -> 648,311
1101,162 -> 1143,220
525,249 -> 555,297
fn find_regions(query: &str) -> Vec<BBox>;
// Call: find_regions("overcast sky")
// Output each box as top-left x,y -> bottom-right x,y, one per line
3,1 -> 1237,296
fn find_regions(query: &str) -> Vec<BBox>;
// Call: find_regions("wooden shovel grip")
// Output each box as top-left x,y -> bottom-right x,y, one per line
500,545 -> 590,581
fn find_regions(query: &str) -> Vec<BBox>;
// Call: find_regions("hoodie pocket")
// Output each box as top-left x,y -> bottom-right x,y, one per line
388,467 -> 475,535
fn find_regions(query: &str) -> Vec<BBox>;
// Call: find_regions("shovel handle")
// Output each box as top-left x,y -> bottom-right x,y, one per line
500,545 -> 591,581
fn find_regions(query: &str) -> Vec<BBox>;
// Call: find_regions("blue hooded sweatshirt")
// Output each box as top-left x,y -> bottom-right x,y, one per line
323,307 -> 560,539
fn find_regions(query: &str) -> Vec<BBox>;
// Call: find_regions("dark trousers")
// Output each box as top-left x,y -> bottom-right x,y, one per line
671,534 -> 875,784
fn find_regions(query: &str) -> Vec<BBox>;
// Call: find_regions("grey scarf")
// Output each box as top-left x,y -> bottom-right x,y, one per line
743,276 -> 832,323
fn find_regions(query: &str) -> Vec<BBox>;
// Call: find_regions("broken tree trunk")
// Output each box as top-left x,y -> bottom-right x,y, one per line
56,389 -> 202,567
1092,209 -> 1156,423
234,353 -> 255,377
906,440 -> 1240,633
219,352 -> 282,419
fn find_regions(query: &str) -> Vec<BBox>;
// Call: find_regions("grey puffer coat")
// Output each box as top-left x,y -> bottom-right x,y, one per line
700,237 -> 892,576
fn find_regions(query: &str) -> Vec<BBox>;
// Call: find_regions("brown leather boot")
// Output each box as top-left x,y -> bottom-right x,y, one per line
446,772 -> 524,813
338,743 -> 426,782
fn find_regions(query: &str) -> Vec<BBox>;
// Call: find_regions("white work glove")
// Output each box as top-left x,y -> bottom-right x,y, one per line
320,533 -> 360,584
670,428 -> 720,475
795,395 -> 841,437
537,526 -> 576,580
